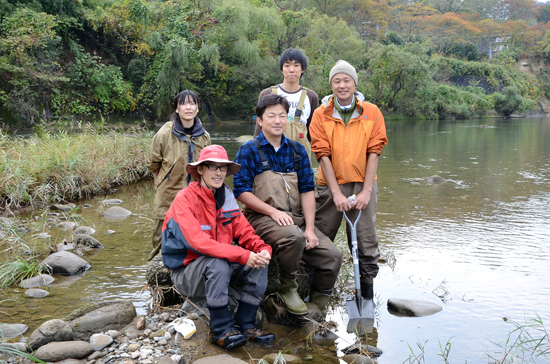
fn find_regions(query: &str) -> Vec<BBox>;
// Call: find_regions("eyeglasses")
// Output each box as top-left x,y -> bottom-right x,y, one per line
203,164 -> 229,172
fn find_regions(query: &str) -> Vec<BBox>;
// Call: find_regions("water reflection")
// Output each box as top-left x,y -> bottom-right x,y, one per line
1,118 -> 549,363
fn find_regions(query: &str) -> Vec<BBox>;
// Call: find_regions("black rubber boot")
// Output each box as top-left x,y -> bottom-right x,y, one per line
361,281 -> 374,300
234,301 -> 275,343
208,304 -> 247,350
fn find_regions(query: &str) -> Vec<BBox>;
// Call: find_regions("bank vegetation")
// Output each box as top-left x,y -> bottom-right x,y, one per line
2,0 -> 550,125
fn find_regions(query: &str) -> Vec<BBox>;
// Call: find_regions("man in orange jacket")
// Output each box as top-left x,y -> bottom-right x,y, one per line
310,60 -> 388,300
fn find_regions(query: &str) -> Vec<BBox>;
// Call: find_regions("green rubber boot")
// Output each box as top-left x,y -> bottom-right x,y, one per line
276,278 -> 308,316
310,291 -> 331,317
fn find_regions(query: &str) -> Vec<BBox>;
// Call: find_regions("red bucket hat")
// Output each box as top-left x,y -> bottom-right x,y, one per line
186,145 -> 241,180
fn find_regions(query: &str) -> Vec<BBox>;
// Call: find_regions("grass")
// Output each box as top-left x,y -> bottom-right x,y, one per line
0,345 -> 46,364
0,256 -> 44,289
0,124 -> 151,213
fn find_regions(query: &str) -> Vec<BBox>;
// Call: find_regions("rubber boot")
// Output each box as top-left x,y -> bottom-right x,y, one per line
276,278 -> 308,316
234,301 -> 275,343
361,280 -> 374,300
310,291 -> 331,317
208,304 -> 247,350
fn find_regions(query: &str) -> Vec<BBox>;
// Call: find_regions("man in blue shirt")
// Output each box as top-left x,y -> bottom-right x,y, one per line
234,94 -> 342,319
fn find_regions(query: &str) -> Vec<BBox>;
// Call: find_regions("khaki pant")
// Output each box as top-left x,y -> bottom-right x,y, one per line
315,182 -> 380,281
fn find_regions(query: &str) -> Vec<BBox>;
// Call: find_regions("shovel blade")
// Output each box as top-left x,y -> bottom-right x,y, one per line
346,298 -> 375,334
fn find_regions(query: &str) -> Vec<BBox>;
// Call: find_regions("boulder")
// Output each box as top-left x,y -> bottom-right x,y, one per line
387,298 -> 443,317
50,203 -> 76,212
0,323 -> 28,339
73,226 -> 96,235
19,274 -> 55,288
24,288 -> 49,298
100,199 -> 123,205
89,333 -> 113,351
41,251 -> 90,275
28,319 -> 74,350
34,341 -> 93,362
103,206 -> 132,218
66,300 -> 136,341
72,234 -> 103,249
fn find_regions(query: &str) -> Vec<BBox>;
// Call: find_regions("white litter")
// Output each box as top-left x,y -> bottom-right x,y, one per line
169,318 -> 196,339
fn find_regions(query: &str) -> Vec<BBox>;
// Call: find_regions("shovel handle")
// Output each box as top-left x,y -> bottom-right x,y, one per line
343,209 -> 363,294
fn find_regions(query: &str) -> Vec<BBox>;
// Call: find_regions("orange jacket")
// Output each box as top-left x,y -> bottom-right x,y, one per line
310,93 -> 388,186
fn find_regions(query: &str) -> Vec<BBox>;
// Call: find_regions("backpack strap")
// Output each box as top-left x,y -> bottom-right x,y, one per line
271,86 -> 278,95
294,87 -> 309,120
252,138 -> 271,172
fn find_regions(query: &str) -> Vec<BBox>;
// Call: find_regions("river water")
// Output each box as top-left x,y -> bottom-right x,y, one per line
1,117 -> 550,363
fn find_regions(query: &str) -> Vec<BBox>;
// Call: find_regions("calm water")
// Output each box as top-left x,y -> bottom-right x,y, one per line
1,118 -> 550,363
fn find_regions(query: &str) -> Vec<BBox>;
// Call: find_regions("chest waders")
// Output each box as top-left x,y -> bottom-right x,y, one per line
245,138 -> 308,316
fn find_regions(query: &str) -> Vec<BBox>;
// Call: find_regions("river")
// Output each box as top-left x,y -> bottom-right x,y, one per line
1,117 -> 550,363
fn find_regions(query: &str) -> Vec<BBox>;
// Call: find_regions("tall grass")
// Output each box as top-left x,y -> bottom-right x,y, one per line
0,125 -> 152,212
0,256 -> 44,288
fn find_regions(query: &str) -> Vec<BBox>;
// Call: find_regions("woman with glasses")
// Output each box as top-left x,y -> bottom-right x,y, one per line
161,145 -> 275,350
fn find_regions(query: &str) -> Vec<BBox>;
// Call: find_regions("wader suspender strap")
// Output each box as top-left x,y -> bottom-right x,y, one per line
187,138 -> 195,186
271,86 -> 309,120
252,138 -> 300,172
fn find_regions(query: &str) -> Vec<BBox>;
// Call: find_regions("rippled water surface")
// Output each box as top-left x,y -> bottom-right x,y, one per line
2,118 -> 550,363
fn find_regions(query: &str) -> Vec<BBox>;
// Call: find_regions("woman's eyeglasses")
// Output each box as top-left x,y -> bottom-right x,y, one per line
203,164 -> 229,172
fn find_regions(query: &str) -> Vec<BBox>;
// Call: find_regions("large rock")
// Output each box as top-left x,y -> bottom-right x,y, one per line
41,251 -> 91,275
66,300 -> 136,341
387,298 -> 443,317
19,274 -> 55,288
34,341 -> 93,362
103,206 -> 132,218
73,226 -> 96,235
72,234 -> 103,249
28,319 -> 74,350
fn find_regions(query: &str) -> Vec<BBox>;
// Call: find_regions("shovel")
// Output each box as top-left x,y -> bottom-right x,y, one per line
343,207 -> 375,334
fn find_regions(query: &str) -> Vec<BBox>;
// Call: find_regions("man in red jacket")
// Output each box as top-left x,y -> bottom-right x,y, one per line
162,145 -> 274,350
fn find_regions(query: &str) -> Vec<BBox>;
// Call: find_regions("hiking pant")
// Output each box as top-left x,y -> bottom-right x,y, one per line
315,182 -> 380,282
170,256 -> 268,307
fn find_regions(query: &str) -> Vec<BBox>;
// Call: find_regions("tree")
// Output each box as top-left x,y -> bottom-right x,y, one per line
493,86 -> 525,116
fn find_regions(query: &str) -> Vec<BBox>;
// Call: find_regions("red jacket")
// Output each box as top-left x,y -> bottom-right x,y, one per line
162,182 -> 271,269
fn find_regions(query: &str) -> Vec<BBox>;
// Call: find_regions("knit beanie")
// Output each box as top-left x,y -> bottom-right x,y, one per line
329,60 -> 358,86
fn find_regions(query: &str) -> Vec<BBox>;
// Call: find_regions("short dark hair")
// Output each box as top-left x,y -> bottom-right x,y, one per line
279,48 -> 307,72
256,94 -> 289,120
173,90 -> 199,110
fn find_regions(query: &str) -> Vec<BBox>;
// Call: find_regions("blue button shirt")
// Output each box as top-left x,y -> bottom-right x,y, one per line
233,132 -> 315,198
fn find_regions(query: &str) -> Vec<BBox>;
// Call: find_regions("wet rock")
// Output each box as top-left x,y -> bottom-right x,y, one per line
262,353 -> 300,363
72,234 -> 104,249
66,300 -> 136,341
50,203 -> 76,212
19,274 -> 55,288
424,175 -> 447,184
90,333 -> 114,351
74,226 -> 96,235
343,354 -> 377,363
101,199 -> 123,205
0,323 -> 28,339
34,340 -> 93,362
103,206 -> 132,218
194,355 -> 249,364
312,329 -> 338,346
58,221 -> 76,231
28,319 -> 74,350
342,342 -> 383,357
55,240 -> 75,251
25,288 -> 49,298
387,298 -> 442,317
41,251 -> 91,275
